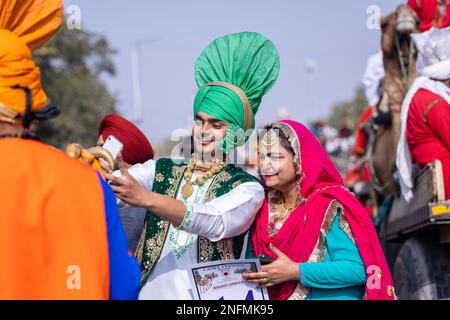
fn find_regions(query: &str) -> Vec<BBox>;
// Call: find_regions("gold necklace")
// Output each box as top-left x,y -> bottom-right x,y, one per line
276,197 -> 298,222
267,195 -> 302,237
181,155 -> 227,199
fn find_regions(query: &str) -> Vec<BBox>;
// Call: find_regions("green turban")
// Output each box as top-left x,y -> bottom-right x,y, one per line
193,32 -> 280,154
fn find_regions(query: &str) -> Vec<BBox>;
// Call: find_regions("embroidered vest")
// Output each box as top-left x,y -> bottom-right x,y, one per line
135,158 -> 260,286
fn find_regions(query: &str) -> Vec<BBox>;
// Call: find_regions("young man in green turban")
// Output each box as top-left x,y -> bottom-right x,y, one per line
106,32 -> 280,299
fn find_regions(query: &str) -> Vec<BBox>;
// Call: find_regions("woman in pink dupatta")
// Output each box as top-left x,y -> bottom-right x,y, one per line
243,120 -> 395,300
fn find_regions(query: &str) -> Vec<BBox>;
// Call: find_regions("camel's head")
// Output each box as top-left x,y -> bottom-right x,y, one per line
381,4 -> 421,61
381,4 -> 419,36
395,4 -> 419,35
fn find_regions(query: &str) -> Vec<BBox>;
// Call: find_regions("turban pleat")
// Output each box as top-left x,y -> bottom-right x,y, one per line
99,114 -> 154,165
0,0 -> 63,121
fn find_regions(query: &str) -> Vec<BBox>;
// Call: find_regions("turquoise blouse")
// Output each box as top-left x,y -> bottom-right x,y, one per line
298,210 -> 366,300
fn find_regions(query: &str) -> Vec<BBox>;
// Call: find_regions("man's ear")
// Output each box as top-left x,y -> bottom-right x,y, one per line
96,135 -> 104,146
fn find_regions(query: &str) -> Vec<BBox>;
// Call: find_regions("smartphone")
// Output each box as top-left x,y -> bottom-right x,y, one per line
258,254 -> 274,265
103,135 -> 124,160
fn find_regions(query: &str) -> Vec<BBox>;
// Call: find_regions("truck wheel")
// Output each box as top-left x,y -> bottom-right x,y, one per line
393,237 -> 446,300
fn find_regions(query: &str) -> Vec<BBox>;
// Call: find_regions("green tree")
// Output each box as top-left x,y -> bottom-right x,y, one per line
328,87 -> 368,130
33,22 -> 117,149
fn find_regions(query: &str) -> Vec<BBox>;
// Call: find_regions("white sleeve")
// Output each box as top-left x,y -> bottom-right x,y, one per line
113,159 -> 157,207
362,51 -> 385,107
180,182 -> 264,242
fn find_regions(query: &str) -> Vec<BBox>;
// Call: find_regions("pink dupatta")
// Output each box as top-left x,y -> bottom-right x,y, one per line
252,120 -> 395,300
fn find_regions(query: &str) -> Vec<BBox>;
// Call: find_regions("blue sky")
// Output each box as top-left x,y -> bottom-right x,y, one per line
64,0 -> 403,142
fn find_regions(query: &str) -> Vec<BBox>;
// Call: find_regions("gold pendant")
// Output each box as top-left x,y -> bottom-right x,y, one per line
181,181 -> 194,199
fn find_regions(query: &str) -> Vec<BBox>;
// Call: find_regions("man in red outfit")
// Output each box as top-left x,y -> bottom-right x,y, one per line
354,106 -> 374,156
397,27 -> 450,202
98,114 -> 154,170
408,0 -> 450,32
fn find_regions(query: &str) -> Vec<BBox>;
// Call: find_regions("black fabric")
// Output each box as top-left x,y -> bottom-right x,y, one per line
31,105 -> 60,121
0,131 -> 40,141
9,84 -> 60,128
373,111 -> 392,127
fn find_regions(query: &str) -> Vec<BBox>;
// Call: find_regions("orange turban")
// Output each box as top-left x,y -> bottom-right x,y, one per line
0,0 -> 63,125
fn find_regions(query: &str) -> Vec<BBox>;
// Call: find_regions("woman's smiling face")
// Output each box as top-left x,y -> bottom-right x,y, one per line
258,135 -> 298,192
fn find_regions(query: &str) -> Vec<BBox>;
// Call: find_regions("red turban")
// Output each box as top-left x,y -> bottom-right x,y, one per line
98,114 -> 154,165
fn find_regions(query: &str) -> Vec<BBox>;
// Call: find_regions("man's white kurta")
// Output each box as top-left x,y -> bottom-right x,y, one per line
115,159 -> 264,299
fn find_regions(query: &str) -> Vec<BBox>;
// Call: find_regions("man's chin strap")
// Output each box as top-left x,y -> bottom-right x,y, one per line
31,105 -> 60,121
0,130 -> 40,140
218,123 -> 248,155
10,84 -> 60,129
10,85 -> 33,129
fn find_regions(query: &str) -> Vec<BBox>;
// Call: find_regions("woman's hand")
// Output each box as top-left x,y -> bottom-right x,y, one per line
105,153 -> 152,208
243,244 -> 299,288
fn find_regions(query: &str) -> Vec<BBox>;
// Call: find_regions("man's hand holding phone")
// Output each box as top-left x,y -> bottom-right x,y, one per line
101,135 -> 124,172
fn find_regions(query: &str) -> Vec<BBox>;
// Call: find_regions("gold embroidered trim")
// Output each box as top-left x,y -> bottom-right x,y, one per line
216,238 -> 234,260
142,225 -> 169,275
134,219 -> 146,262
198,237 -> 215,262
288,199 -> 341,300
198,168 -> 234,262
207,82 -> 253,132
423,98 -> 442,125
339,209 -> 356,244
204,170 -> 232,203
139,164 -> 187,282
232,181 -> 242,188
155,173 -> 165,183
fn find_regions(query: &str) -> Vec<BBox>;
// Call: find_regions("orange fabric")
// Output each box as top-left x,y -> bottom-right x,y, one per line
0,0 -> 63,51
0,139 -> 110,299
0,30 -> 47,115
0,0 -> 62,117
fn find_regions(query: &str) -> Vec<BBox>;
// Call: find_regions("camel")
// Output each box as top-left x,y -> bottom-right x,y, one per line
369,4 -> 420,197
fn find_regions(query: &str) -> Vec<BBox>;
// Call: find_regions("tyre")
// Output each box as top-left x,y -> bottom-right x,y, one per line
393,237 -> 449,300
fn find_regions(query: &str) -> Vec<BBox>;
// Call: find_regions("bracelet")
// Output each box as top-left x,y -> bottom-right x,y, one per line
178,203 -> 193,230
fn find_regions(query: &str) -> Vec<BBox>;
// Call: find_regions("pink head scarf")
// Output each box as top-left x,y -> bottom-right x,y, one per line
252,120 -> 395,300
